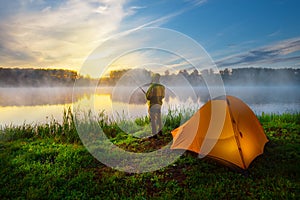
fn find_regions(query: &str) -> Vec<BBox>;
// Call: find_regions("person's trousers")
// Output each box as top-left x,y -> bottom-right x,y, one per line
149,104 -> 162,135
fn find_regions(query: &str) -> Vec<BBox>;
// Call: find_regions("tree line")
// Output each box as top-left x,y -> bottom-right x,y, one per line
0,67 -> 299,87
220,68 -> 300,86
0,68 -> 90,87
102,67 -> 300,86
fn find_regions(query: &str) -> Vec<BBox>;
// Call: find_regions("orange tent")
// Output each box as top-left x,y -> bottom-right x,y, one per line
171,95 -> 268,169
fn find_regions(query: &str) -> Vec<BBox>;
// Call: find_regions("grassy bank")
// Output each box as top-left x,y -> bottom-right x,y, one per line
0,111 -> 299,199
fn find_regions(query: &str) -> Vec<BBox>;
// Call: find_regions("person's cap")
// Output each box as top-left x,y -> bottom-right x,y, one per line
152,73 -> 160,80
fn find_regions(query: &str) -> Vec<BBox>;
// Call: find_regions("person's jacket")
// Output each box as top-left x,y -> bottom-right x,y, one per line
146,83 -> 165,107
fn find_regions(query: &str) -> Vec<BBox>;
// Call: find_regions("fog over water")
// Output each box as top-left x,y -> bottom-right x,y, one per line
0,86 -> 299,126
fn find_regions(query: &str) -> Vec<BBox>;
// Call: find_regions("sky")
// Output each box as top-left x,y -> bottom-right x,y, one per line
0,0 -> 300,74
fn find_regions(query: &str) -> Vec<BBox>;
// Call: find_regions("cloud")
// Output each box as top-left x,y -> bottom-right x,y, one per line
216,37 -> 300,68
185,0 -> 207,6
0,0 -> 128,69
125,6 -> 147,16
0,0 -> 209,71
268,30 -> 281,37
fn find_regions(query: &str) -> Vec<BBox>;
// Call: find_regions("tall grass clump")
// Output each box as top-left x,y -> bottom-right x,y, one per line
163,107 -> 196,132
0,123 -> 36,141
98,111 -> 124,139
0,107 -> 80,143
258,112 -> 300,124
258,112 -> 300,144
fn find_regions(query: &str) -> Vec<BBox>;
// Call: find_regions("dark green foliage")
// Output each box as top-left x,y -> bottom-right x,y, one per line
134,115 -> 150,126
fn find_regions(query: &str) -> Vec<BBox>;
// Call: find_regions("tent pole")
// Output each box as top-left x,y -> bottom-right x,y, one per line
226,98 -> 247,169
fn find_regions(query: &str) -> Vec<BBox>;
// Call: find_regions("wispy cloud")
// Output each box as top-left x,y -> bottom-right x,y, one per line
216,37 -> 300,68
268,30 -> 281,37
185,0 -> 208,6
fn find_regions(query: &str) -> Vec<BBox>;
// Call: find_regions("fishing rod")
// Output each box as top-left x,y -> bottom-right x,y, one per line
126,74 -> 151,94
138,85 -> 146,94
138,82 -> 152,94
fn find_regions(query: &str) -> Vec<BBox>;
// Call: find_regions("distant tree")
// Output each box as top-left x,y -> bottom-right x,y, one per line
178,69 -> 189,78
164,70 -> 170,76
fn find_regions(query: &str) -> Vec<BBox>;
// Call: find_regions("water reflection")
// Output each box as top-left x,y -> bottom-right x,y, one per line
0,86 -> 299,126
0,86 -> 211,107
0,104 -> 72,126
0,87 -> 81,106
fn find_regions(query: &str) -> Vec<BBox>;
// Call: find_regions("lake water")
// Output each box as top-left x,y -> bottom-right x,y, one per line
0,86 -> 299,126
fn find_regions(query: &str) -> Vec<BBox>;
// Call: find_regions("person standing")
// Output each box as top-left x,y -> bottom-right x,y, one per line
146,73 -> 165,136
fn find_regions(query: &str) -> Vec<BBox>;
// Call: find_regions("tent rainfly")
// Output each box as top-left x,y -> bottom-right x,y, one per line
171,95 -> 268,170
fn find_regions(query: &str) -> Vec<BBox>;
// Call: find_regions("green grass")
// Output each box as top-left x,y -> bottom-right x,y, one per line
0,111 -> 299,199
